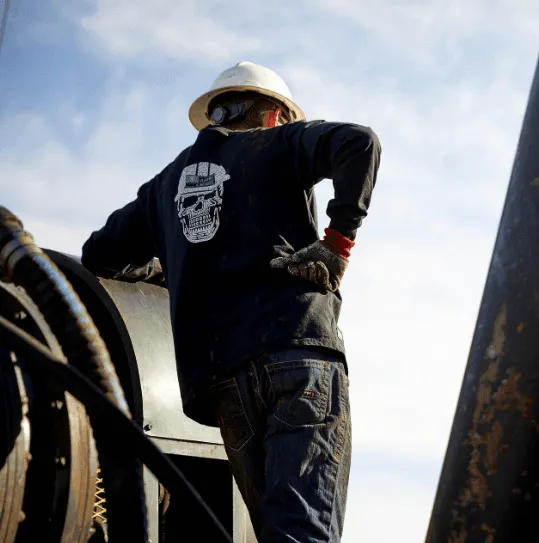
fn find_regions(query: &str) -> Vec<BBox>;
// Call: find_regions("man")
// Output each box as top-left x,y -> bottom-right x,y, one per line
81,60 -> 381,542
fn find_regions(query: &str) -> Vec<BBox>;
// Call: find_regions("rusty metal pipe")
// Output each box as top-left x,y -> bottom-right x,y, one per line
425,56 -> 539,542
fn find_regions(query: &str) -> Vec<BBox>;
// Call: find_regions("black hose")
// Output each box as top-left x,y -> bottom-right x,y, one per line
0,315 -> 233,543
0,208 -> 128,411
0,207 -> 148,542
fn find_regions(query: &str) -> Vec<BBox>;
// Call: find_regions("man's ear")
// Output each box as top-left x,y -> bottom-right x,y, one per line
263,108 -> 282,128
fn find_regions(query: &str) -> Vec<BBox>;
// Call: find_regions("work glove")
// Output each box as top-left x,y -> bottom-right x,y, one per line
270,228 -> 355,292
111,258 -> 167,288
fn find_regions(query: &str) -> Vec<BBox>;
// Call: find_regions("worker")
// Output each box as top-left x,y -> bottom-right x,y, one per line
81,60 -> 381,542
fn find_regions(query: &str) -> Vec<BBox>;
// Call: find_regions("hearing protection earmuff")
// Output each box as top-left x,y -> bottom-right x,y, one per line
210,101 -> 254,125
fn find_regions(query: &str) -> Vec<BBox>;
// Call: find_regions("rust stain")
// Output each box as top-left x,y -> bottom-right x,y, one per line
463,436 -> 488,506
490,306 -> 507,355
531,177 -> 539,185
492,368 -> 533,418
459,305 -> 507,508
448,526 -> 467,543
486,421 -> 503,474
459,488 -> 473,503
450,302 -> 536,539
481,523 -> 496,543
448,510 -> 468,543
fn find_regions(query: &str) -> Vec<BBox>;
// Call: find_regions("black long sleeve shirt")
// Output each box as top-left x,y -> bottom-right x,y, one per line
81,120 -> 381,425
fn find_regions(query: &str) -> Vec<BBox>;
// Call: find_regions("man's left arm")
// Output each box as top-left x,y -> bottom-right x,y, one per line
81,184 -> 165,286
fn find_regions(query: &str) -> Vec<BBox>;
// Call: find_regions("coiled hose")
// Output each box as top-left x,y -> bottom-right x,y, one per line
0,207 -> 148,542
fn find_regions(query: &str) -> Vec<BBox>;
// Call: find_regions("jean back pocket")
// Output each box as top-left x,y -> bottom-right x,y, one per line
266,360 -> 331,427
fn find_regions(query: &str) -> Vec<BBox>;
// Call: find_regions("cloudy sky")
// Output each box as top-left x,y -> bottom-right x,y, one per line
1,1 -> 538,541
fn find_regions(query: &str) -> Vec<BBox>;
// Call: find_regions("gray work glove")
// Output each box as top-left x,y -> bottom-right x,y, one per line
270,241 -> 348,292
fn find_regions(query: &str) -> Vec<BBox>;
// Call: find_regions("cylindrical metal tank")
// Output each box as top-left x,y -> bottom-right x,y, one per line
43,249 -> 256,542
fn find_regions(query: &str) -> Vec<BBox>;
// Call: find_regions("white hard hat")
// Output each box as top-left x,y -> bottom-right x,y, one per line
188,61 -> 306,131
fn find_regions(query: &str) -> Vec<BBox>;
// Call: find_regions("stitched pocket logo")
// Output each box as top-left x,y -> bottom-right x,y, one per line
174,162 -> 230,243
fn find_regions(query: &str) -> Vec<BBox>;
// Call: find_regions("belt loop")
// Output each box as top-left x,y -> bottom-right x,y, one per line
250,357 -> 268,409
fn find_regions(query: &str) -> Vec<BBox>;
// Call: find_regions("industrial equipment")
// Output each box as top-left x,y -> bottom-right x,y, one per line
0,209 -> 256,542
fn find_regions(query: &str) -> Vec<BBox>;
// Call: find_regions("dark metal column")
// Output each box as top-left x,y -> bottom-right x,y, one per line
426,56 -> 539,543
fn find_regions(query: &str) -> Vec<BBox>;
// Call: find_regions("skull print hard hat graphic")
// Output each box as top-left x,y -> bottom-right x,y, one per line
174,162 -> 230,243
188,61 -> 306,131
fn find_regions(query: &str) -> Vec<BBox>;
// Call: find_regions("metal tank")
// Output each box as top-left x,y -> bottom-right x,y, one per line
42,249 -> 256,543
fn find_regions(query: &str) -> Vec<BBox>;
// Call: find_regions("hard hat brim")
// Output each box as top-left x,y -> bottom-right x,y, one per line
188,85 -> 306,131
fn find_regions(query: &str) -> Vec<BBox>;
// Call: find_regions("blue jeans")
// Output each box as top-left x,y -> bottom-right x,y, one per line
208,348 -> 352,542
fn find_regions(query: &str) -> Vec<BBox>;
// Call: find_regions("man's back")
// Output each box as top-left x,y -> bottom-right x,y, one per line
82,118 -> 379,424
135,122 -> 348,424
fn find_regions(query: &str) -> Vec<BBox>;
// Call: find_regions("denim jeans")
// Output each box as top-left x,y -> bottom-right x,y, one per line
207,348 -> 352,542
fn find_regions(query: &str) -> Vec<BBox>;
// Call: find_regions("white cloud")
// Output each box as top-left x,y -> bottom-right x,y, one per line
19,217 -> 92,256
74,0 -> 263,63
71,0 -> 539,80
309,0 -> 539,73
0,78 -> 194,237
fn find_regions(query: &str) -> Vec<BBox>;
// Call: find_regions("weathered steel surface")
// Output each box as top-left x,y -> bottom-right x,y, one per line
98,277 -> 222,444
426,57 -> 539,542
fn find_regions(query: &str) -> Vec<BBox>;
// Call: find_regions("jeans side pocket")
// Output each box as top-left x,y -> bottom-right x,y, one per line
209,378 -> 254,452
266,360 -> 331,427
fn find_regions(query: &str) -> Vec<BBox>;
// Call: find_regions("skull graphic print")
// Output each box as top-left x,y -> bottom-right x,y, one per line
174,162 -> 230,243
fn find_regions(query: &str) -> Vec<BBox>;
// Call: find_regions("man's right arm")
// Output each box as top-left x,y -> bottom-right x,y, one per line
270,121 -> 381,292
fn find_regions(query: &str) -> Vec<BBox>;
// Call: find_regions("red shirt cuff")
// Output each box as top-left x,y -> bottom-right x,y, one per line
322,228 -> 355,260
